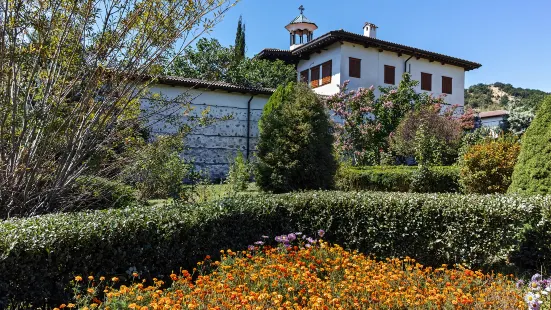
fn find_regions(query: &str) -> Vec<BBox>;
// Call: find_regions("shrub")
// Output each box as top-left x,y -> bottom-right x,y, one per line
72,241 -> 523,309
336,165 -> 460,193
390,104 -> 463,165
509,96 -> 551,194
2,191 -> 548,306
226,151 -> 251,192
326,74 -> 444,165
459,139 -> 521,194
68,176 -> 137,211
122,134 -> 192,200
256,83 -> 336,193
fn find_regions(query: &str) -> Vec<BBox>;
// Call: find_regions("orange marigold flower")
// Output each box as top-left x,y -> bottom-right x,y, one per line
74,276 -> 83,282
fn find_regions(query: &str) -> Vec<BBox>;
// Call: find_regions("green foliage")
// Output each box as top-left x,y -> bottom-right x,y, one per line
256,83 -> 336,193
336,165 -> 459,193
0,0 -> 235,216
234,15 -> 246,61
2,191 -> 550,306
459,138 -> 521,194
327,74 -> 444,165
465,82 -> 549,111
69,176 -> 137,211
390,105 -> 463,165
121,135 -> 192,200
507,99 -> 535,135
509,96 -> 551,194
166,38 -> 295,89
226,152 -> 251,192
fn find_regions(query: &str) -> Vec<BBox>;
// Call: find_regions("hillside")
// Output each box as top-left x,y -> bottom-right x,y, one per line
464,83 -> 549,111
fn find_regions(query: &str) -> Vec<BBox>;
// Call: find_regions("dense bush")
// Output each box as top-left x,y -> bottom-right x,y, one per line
336,165 -> 460,193
226,151 -> 251,192
459,139 -> 521,194
256,83 -> 336,193
2,191 -> 548,306
326,74 -> 444,165
68,176 -> 137,211
390,104 -> 463,165
509,96 -> 551,194
122,134 -> 192,200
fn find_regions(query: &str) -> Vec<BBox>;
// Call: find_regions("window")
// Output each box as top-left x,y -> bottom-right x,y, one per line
310,65 -> 320,88
442,76 -> 453,94
384,65 -> 395,85
349,57 -> 361,78
300,69 -> 309,83
321,60 -> 332,85
421,72 -> 432,91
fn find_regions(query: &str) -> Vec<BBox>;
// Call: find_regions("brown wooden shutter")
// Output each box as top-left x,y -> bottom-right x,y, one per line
310,65 -> 320,88
321,60 -> 332,85
300,69 -> 309,83
384,65 -> 395,85
349,58 -> 361,78
421,72 -> 432,91
442,76 -> 453,94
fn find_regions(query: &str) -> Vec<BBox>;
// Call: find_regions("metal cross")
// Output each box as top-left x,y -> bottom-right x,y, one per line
299,5 -> 305,14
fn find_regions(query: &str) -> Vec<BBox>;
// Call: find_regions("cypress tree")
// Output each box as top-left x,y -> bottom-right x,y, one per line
508,95 -> 551,194
234,15 -> 245,61
255,83 -> 336,193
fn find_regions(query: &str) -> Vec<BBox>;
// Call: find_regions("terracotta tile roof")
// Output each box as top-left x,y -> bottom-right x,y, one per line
153,76 -> 275,95
258,30 -> 482,71
479,110 -> 509,118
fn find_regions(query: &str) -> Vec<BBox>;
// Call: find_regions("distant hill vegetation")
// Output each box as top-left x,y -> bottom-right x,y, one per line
464,82 -> 549,112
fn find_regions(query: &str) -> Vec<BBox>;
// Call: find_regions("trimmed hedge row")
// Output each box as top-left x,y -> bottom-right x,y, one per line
336,165 -> 460,193
1,191 -> 550,306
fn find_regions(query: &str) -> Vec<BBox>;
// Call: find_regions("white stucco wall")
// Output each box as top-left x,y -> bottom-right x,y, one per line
142,84 -> 270,179
298,42 -> 466,107
480,116 -> 506,128
296,43 -> 342,95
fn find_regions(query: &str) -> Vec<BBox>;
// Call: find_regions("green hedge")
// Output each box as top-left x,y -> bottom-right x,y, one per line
1,191 -> 550,306
336,165 -> 460,193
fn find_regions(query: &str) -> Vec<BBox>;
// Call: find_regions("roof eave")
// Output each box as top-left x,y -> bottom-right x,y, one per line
291,30 -> 482,71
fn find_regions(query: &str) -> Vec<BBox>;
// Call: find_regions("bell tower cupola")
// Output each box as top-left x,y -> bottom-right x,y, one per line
285,5 -> 318,51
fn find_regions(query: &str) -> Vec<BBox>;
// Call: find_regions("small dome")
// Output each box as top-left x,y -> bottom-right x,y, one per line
285,5 -> 318,32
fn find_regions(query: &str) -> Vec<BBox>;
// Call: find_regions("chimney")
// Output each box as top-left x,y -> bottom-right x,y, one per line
363,22 -> 378,38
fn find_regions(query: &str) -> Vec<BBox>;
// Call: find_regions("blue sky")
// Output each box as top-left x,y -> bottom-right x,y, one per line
205,0 -> 551,92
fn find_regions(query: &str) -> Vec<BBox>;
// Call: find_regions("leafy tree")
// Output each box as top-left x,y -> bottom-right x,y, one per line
166,38 -> 296,89
507,99 -> 535,135
326,73 -> 445,165
390,105 -> 464,165
0,0 -> 236,218
508,96 -> 551,194
256,83 -> 336,193
234,15 -> 246,61
168,38 -> 235,81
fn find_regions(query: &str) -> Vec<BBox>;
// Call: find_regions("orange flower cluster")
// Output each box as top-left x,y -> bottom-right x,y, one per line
72,243 -> 523,309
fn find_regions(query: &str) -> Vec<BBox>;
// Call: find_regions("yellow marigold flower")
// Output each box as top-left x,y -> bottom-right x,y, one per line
67,304 -> 75,308
112,277 -> 119,282
100,276 -> 106,281
88,276 -> 94,281
74,276 -> 83,282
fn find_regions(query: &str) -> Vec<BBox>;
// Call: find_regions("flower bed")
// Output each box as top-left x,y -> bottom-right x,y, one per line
70,236 -> 523,309
2,191 -> 550,307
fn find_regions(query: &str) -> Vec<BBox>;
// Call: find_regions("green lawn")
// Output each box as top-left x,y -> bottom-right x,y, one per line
148,182 -> 259,207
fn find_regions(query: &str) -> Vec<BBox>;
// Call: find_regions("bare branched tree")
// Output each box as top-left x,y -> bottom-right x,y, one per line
0,0 -> 238,218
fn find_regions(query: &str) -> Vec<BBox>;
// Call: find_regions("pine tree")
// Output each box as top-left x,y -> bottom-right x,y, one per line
255,83 -> 336,193
508,95 -> 551,194
234,15 -> 246,61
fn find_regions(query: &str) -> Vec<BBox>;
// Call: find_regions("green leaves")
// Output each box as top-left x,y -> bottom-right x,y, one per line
1,190 -> 550,305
